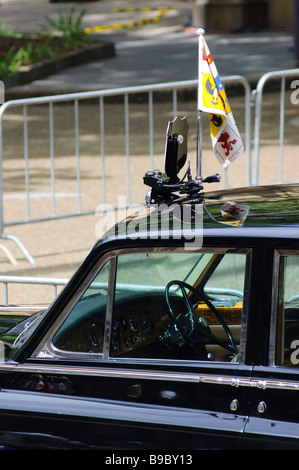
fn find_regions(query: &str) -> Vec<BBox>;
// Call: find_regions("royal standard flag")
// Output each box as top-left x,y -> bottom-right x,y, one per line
197,32 -> 244,169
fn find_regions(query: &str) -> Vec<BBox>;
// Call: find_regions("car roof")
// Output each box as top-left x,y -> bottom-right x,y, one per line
204,183 -> 299,227
100,183 -> 299,246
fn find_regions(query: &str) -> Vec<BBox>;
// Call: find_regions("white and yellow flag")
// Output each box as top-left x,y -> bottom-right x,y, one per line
197,31 -> 244,169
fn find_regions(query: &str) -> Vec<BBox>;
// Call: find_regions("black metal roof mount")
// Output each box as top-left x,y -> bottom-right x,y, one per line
144,167 -> 221,205
143,116 -> 221,206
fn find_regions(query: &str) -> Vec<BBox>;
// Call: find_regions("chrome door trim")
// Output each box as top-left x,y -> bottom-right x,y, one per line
0,363 -> 17,371
12,363 -> 299,391
250,377 -> 299,391
15,363 -> 251,384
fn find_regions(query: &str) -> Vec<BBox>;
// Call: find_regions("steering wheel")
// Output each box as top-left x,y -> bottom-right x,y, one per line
165,280 -> 237,359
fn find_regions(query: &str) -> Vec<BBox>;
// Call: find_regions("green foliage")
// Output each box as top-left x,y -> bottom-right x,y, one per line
0,8 -> 90,80
0,43 -> 58,78
0,25 -> 23,38
0,48 -> 19,78
44,8 -> 89,48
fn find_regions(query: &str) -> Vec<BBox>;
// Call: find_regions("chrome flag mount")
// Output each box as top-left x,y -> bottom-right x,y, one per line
197,28 -> 244,171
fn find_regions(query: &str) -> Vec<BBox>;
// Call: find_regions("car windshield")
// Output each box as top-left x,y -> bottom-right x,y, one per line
114,251 -> 245,303
115,252 -> 213,294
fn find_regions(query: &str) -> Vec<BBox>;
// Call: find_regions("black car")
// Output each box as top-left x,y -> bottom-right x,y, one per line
0,118 -> 299,451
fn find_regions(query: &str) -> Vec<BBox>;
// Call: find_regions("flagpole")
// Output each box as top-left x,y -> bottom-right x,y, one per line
196,28 -> 205,182
196,111 -> 202,181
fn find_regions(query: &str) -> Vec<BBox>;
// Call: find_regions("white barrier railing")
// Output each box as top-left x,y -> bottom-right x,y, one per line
0,276 -> 243,306
0,275 -> 68,305
252,68 -> 299,186
0,76 -> 251,264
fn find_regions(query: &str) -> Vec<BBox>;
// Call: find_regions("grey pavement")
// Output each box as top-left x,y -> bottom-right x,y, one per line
0,0 -> 297,97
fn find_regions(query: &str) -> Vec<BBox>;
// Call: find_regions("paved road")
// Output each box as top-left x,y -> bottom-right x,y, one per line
1,0 -> 296,97
12,30 -> 294,96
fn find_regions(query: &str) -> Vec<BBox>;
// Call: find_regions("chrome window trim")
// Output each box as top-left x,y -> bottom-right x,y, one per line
107,247 -> 250,365
270,249 -> 299,368
269,249 -> 281,366
32,246 -> 251,365
238,248 -> 251,364
103,256 -> 117,359
33,251 -> 114,358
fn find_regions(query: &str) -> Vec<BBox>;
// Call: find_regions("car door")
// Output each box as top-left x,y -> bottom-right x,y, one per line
244,249 -> 299,449
1,246 -> 253,450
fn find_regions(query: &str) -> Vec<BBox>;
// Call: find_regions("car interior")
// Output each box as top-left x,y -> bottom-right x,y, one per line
52,250 -> 247,363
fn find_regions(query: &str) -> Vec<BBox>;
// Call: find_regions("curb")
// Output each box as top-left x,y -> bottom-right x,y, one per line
83,7 -> 174,34
4,41 -> 115,89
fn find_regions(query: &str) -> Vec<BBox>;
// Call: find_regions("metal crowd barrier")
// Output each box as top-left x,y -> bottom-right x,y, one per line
252,68 -> 299,186
0,77 -> 251,264
0,275 -> 68,305
0,276 -> 243,306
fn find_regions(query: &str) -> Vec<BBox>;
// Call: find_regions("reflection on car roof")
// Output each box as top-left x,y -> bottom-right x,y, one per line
100,183 -> 299,245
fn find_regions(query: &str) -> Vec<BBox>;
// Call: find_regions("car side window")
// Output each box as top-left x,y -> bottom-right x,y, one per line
110,251 -> 247,363
52,260 -> 110,354
275,254 -> 299,367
